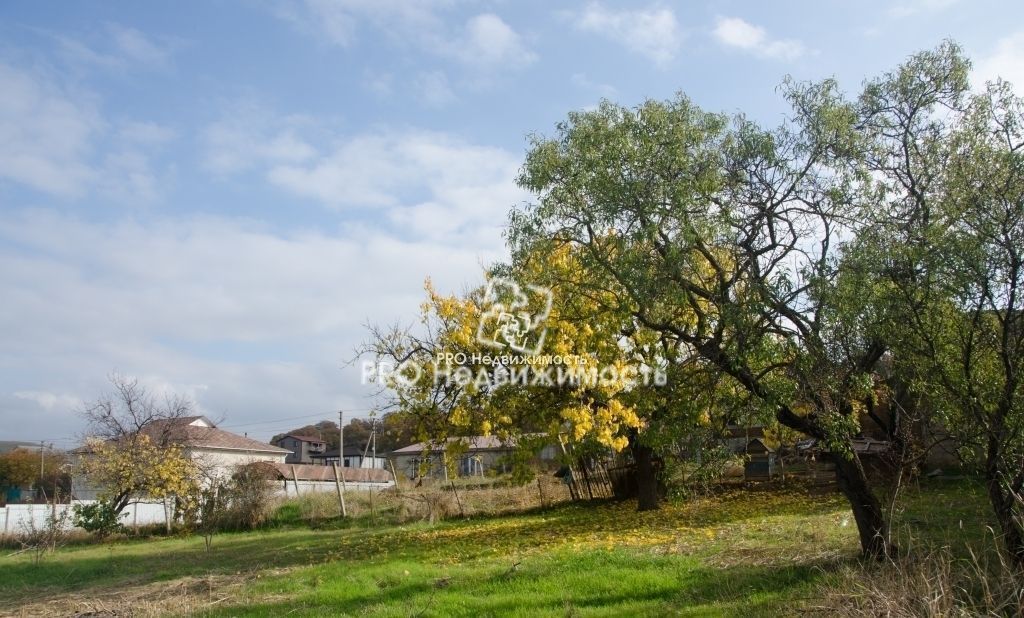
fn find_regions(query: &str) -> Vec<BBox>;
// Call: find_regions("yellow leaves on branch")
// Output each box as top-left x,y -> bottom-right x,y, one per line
80,434 -> 199,502
561,399 -> 639,451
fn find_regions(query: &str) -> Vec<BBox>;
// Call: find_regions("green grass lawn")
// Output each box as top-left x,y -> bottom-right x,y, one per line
0,479 -> 991,617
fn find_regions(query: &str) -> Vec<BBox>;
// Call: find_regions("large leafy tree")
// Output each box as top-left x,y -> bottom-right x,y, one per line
856,43 -> 1024,563
509,78 -> 903,556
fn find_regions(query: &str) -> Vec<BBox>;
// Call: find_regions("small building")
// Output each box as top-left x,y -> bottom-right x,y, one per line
0,441 -> 40,455
272,434 -> 328,465
71,416 -> 290,498
310,445 -> 388,469
390,435 -> 558,480
724,426 -> 766,454
253,462 -> 394,496
743,438 -> 777,481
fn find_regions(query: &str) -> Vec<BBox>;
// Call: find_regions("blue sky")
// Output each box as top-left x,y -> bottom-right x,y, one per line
1,0 -> 1022,446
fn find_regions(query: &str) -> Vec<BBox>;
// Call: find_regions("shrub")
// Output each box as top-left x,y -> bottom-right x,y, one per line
72,500 -> 125,538
18,502 -> 72,563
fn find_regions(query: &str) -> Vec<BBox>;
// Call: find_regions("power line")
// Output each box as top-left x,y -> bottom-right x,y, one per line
218,408 -> 381,430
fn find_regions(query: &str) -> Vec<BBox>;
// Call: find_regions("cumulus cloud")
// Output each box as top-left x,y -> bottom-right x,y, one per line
14,390 -> 82,412
887,0 -> 960,18
201,102 -> 320,176
0,61 -> 175,203
413,70 -> 457,107
573,3 -> 682,66
278,2 -> 535,72
202,108 -> 526,247
974,31 -> 1024,91
0,208 -> 502,441
50,23 -> 179,71
443,13 -> 537,70
0,62 -> 100,197
712,16 -> 806,61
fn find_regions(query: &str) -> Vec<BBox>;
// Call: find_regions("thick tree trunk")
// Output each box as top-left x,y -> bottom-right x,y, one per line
984,430 -> 1024,568
833,453 -> 891,558
775,402 -> 893,558
985,477 -> 1024,567
632,441 -> 660,512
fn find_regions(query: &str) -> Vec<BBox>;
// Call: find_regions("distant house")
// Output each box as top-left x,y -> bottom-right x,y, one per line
390,435 -> 558,480
310,445 -> 388,470
253,461 -> 394,496
272,434 -> 328,464
72,416 -> 289,499
0,442 -> 52,504
0,441 -> 39,455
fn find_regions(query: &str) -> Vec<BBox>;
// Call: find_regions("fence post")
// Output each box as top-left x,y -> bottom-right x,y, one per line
332,463 -> 347,517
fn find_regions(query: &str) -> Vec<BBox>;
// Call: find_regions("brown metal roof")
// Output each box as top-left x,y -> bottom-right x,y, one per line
75,417 -> 290,455
278,434 -> 326,444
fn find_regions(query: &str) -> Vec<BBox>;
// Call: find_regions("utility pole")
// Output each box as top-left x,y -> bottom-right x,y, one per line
338,409 -> 344,467
335,409 -> 347,517
371,418 -> 377,468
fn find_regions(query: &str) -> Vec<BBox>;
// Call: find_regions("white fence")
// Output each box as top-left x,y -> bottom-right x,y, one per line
2,482 -> 396,538
0,501 -> 169,539
277,479 -> 395,498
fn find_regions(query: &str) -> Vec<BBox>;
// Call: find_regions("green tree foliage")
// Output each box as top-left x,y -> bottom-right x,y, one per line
849,41 -> 1024,564
509,70 -> 898,555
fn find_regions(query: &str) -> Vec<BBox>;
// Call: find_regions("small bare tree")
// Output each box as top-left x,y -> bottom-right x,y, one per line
17,493 -> 72,564
77,374 -> 203,523
81,373 -> 197,446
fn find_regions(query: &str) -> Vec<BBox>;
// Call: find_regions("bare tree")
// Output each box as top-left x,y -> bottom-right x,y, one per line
80,373 -> 196,447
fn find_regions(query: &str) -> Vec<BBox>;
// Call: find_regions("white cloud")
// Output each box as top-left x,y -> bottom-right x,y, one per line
571,73 -> 618,98
712,17 -> 806,61
277,2 -> 536,72
278,0 -> 443,48
414,70 -> 457,107
14,390 -> 82,412
0,61 -> 175,203
266,129 -> 525,245
0,209 -> 501,441
50,23 -> 178,71
0,62 -> 100,197
573,3 -> 682,66
201,103 -> 319,175
974,31 -> 1024,91
888,0 -> 959,18
444,13 -> 537,70
107,24 -> 175,66
364,70 -> 395,96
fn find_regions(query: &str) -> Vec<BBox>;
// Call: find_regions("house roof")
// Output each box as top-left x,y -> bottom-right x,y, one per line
74,417 -> 289,455
310,445 -> 380,459
0,441 -> 41,455
745,438 -> 775,454
391,435 -> 523,455
278,434 -> 326,444
252,462 -> 393,483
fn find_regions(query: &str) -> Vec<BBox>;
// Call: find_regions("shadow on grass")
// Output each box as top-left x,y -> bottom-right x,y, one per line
0,486 -> 849,609
206,553 -> 835,617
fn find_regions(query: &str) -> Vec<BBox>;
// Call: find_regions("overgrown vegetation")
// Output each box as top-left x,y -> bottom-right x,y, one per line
0,479 -> 1002,616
